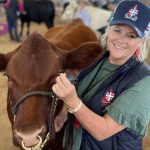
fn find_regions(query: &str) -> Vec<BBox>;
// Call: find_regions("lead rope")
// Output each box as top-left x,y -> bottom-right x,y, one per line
39,133 -> 51,150
39,93 -> 59,150
49,94 -> 59,139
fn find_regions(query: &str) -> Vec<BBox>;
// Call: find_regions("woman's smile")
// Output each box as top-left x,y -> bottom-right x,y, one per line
113,43 -> 126,51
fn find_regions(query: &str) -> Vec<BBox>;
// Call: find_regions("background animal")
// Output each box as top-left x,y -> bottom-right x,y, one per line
0,19 -> 103,150
19,0 -> 55,36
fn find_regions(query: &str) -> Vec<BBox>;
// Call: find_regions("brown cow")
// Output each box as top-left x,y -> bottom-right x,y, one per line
0,19 -> 103,150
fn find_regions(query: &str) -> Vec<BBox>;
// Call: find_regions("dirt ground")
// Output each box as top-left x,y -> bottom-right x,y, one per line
0,12 -> 150,150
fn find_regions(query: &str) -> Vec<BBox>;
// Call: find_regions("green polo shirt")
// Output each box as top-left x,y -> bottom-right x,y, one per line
78,59 -> 150,136
106,75 -> 150,136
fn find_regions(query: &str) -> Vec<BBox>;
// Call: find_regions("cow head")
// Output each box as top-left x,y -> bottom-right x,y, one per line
0,32 -> 103,150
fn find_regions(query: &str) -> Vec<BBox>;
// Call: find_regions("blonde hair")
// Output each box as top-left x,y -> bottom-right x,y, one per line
100,26 -> 148,61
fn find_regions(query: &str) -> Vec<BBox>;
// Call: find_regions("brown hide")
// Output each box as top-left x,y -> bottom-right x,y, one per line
45,19 -> 98,50
0,20 -> 103,150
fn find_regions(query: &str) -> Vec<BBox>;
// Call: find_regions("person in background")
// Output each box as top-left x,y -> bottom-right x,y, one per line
74,0 -> 91,26
90,0 -> 100,6
5,0 -> 26,15
53,0 -> 150,150
4,0 -> 26,42
18,0 -> 26,15
89,0 -> 115,10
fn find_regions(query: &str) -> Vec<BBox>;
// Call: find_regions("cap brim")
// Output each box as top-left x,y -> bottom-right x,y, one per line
109,20 -> 144,38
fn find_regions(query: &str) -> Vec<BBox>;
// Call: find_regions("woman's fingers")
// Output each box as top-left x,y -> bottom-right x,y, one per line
52,73 -> 77,103
59,73 -> 72,87
52,78 -> 69,98
56,75 -> 67,89
54,73 -> 73,92
52,84 -> 62,97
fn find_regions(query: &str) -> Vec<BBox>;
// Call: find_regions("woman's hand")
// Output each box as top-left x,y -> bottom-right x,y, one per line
52,73 -> 81,108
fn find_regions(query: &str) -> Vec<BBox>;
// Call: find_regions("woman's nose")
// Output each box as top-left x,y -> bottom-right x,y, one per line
116,33 -> 127,43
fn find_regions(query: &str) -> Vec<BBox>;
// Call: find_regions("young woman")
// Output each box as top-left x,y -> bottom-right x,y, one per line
53,0 -> 150,149
4,0 -> 26,42
18,0 -> 26,15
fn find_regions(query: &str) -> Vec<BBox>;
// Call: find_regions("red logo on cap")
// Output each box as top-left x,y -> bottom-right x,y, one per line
125,5 -> 139,21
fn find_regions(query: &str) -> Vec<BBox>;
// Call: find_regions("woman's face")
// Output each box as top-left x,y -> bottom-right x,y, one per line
107,24 -> 144,65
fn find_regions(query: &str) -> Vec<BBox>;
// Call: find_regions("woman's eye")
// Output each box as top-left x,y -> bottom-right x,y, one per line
114,28 -> 120,32
128,34 -> 138,39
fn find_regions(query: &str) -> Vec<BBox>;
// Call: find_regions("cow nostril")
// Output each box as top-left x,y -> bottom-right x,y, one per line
21,135 -> 42,147
22,135 -> 43,150
14,128 -> 44,147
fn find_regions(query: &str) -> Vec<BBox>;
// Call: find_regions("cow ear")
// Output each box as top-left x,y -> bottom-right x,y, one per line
0,45 -> 20,71
65,42 -> 104,70
48,42 -> 67,59
0,53 -> 8,71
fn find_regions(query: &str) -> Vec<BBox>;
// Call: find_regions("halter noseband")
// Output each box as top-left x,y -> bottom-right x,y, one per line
11,90 -> 59,142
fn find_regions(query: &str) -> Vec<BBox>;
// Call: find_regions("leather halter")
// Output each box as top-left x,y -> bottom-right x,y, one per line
12,91 -> 54,115
10,74 -> 78,149
11,91 -> 58,140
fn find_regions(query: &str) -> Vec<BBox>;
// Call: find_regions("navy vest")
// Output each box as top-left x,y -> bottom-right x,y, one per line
78,52 -> 150,150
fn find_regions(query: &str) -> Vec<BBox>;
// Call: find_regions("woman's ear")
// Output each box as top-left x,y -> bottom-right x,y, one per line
135,47 -> 140,57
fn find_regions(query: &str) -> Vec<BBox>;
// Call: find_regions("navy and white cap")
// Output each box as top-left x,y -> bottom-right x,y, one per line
109,0 -> 150,38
